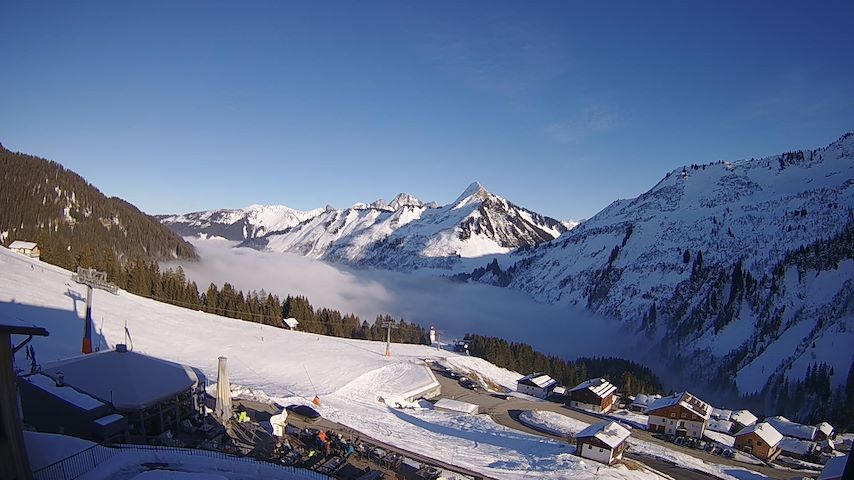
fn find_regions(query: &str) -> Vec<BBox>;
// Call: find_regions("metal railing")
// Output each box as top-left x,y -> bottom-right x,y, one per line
32,443 -> 332,480
32,444 -> 119,480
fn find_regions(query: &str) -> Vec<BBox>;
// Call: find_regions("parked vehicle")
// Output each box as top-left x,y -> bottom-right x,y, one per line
285,404 -> 321,422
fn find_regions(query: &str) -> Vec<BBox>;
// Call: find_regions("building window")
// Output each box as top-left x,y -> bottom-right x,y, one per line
588,445 -> 592,449
758,441 -> 763,446
599,448 -> 604,453
670,413 -> 676,418
681,413 -> 686,418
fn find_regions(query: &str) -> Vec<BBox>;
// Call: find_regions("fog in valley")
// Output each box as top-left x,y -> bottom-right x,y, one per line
168,237 -> 644,362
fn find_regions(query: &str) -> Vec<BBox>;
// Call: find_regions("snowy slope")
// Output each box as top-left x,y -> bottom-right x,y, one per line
0,247 -> 657,480
479,133 -> 854,397
243,183 -> 570,271
157,204 -> 325,242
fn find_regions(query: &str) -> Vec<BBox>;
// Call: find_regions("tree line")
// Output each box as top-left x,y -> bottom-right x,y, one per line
465,333 -> 663,396
0,146 -> 196,270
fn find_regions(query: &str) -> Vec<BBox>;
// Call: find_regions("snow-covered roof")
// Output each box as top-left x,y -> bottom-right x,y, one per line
94,414 -> 125,427
646,391 -> 711,419
629,393 -> 660,407
517,372 -> 557,390
730,409 -> 758,427
779,437 -> 815,456
710,408 -> 732,421
569,378 -> 617,399
575,421 -> 631,448
43,349 -> 200,411
817,422 -> 834,437
434,398 -> 478,415
283,317 -> 299,328
735,422 -> 783,447
9,240 -> 37,250
26,373 -> 106,412
818,454 -> 848,480
708,419 -> 734,434
703,430 -> 735,447
766,416 -> 817,441
552,386 -> 567,396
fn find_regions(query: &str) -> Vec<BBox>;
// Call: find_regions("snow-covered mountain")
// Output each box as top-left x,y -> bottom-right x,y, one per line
157,204 -> 325,241
246,183 -> 570,270
162,185 -> 571,271
467,133 -> 854,402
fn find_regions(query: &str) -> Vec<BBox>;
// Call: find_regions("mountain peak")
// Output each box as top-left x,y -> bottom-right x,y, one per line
389,193 -> 423,210
454,182 -> 489,205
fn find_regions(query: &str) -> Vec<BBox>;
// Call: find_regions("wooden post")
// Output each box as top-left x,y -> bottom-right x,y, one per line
1,324 -> 47,480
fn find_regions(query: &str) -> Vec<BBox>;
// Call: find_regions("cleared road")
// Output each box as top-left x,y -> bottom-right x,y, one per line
432,367 -> 812,480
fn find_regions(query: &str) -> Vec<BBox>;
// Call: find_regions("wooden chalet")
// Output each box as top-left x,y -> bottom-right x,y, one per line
734,422 -> 783,462
575,421 -> 631,465
646,391 -> 711,439
567,377 -> 617,413
8,240 -> 40,260
516,372 -> 557,399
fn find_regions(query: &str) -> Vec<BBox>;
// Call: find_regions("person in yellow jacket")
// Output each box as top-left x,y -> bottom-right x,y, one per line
237,410 -> 249,423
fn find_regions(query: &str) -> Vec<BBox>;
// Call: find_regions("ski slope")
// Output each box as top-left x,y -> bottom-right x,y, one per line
1,247 -> 660,479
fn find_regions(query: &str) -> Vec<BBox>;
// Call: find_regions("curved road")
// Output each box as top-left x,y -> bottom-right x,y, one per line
432,368 -> 812,480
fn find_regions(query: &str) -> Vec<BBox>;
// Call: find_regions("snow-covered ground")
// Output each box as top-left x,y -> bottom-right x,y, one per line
2,247 -> 659,479
517,410 -> 770,480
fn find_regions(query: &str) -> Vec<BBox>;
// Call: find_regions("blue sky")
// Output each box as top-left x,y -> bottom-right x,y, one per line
2,1 -> 852,220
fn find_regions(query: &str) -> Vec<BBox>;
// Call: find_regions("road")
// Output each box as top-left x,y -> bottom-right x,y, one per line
432,368 -> 813,480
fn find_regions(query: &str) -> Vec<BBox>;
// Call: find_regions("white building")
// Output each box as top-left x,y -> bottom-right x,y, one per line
516,373 -> 557,399
627,393 -> 661,413
575,421 -> 631,465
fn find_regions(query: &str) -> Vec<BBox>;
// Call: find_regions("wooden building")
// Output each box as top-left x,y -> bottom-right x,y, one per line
8,240 -> 40,260
575,421 -> 631,465
734,422 -> 783,461
646,391 -> 711,439
567,378 -> 617,413
516,373 -> 557,399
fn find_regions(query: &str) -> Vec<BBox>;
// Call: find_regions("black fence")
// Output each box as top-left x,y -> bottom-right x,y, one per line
31,444 -> 119,480
32,443 -> 332,480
